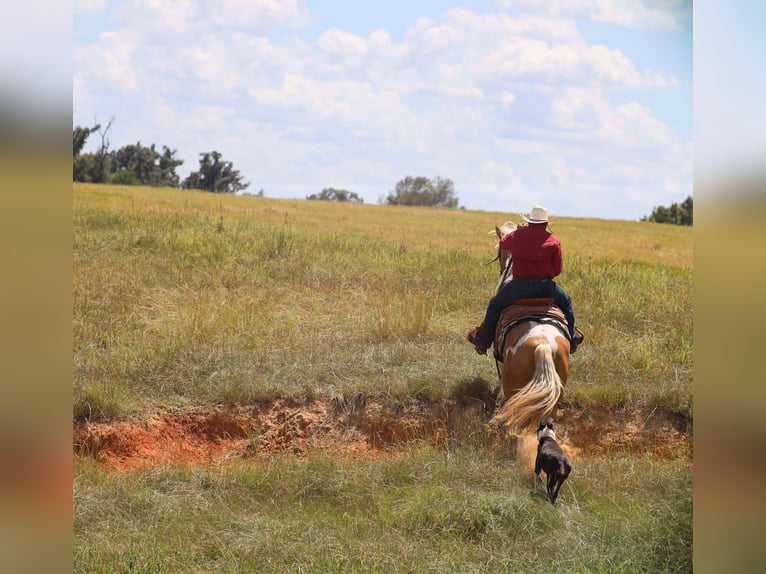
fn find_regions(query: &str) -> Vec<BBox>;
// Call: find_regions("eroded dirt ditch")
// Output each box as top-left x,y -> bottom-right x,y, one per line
73,396 -> 692,471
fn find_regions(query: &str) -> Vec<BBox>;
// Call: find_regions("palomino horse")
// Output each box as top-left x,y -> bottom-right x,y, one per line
487,223 -> 572,434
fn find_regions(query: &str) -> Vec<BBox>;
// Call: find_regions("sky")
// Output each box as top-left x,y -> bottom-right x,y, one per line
71,0 -> 696,220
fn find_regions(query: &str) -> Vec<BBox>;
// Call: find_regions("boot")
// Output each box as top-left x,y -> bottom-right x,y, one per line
570,329 -> 584,353
467,325 -> 488,356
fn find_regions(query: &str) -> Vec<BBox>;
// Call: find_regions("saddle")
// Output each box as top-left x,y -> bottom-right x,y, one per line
493,298 -> 573,362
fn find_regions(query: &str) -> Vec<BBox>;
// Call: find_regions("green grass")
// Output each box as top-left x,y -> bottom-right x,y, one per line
73,183 -> 693,572
73,183 -> 692,417
74,446 -> 691,573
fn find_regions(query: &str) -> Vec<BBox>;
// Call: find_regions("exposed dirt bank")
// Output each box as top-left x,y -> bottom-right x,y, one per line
73,397 -> 692,471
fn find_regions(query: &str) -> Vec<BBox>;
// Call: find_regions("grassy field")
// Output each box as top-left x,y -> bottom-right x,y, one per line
73,183 -> 693,572
73,183 -> 691,417
75,450 -> 691,573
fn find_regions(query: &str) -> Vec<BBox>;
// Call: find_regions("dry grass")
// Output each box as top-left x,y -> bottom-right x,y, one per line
73,183 -> 692,418
73,183 -> 693,573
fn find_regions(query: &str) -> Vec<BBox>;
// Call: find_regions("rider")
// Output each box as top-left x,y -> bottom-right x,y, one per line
468,204 -> 580,355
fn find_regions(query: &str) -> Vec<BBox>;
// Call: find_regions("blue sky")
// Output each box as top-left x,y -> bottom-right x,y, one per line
72,0 -> 696,220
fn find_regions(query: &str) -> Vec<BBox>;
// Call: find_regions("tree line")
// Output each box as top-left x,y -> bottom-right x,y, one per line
641,195 -> 693,226
73,118 -> 462,207
74,119 -> 692,219
73,118 -> 249,193
306,176 -> 459,208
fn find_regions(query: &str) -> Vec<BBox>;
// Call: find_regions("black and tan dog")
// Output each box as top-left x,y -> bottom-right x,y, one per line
534,418 -> 572,504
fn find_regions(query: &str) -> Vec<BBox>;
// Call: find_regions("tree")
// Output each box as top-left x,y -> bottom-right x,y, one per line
72,117 -> 113,183
73,124 -> 100,156
307,188 -> 364,203
92,117 -> 114,184
641,195 -> 693,226
382,176 -> 459,208
158,146 -> 184,187
679,195 -> 693,225
109,142 -> 183,187
182,151 -> 250,193
109,142 -> 154,185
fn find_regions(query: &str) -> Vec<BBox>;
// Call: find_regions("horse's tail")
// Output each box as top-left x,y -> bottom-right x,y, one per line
491,343 -> 563,434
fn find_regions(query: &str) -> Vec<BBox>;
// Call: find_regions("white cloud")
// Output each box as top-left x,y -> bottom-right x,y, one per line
550,88 -> 606,130
602,163 -> 645,184
115,0 -> 201,35
75,31 -> 139,93
73,2 -> 690,220
112,0 -> 308,36
445,7 -> 582,42
210,0 -> 310,31
74,0 -> 108,16
317,28 -> 368,57
494,0 -> 689,31
405,16 -> 464,54
609,101 -> 677,148
589,46 -> 676,89
398,12 -> 675,91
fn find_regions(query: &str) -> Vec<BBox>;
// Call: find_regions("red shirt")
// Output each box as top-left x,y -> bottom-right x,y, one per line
499,224 -> 563,279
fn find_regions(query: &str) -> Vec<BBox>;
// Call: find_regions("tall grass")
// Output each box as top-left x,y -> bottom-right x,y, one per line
74,446 -> 691,573
73,184 -> 692,418
73,184 -> 693,573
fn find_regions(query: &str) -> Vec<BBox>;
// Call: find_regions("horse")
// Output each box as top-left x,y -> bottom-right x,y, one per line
486,222 -> 572,435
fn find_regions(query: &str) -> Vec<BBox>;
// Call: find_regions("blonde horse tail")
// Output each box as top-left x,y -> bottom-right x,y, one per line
491,343 -> 563,434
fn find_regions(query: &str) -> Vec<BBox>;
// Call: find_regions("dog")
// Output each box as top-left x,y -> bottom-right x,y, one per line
534,418 -> 572,505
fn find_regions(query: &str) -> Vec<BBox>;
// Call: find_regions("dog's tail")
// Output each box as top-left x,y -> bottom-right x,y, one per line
491,343 -> 563,433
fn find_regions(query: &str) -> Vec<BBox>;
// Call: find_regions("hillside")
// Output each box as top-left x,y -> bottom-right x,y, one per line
73,184 -> 693,573
74,182 -> 692,467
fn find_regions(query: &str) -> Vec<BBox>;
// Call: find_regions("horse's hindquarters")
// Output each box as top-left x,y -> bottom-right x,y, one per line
494,323 -> 569,434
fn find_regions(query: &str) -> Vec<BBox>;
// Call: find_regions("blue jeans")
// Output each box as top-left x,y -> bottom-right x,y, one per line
475,278 -> 576,349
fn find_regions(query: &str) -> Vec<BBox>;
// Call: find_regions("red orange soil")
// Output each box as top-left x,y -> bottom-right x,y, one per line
73,397 -> 692,471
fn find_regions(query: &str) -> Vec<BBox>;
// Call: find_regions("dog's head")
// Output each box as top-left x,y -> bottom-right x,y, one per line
536,418 -> 557,441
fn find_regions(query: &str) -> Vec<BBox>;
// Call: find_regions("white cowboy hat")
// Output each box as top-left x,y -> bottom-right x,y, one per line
519,205 -> 551,224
